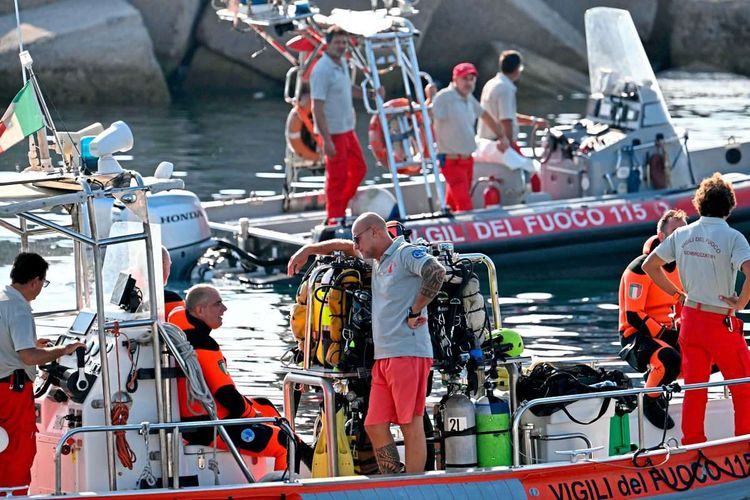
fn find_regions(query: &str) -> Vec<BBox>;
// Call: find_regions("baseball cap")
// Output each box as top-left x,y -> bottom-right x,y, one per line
452,62 -> 478,79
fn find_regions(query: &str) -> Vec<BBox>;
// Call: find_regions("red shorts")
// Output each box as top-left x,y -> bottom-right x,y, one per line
365,357 -> 432,426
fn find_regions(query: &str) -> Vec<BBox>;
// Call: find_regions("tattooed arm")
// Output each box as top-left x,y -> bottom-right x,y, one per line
405,259 -> 445,329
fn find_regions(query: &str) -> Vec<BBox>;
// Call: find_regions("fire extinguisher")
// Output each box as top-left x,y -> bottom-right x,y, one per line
530,172 -> 542,193
483,176 -> 502,208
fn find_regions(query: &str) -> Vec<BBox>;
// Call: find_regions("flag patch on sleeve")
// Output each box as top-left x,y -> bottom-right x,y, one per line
628,283 -> 643,300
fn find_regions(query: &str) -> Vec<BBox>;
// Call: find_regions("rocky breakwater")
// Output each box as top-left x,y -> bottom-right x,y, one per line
0,0 -> 169,104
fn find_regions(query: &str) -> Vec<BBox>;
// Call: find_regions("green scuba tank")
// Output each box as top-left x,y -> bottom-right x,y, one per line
475,392 -> 511,467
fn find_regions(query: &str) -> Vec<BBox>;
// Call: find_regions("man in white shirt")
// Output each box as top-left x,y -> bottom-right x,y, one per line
0,253 -> 84,493
477,50 -> 547,151
644,173 -> 750,444
310,26 -> 369,225
427,62 -> 508,212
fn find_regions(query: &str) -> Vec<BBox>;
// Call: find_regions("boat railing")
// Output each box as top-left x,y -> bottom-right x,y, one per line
53,416 -> 298,495
511,375 -> 750,466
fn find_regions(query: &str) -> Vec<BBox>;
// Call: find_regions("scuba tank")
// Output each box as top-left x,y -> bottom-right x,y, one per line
441,394 -> 477,469
475,391 -> 511,467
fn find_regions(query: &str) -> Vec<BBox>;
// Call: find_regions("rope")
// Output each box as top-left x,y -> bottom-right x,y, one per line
112,403 -> 136,469
111,321 -> 136,469
159,322 -> 215,414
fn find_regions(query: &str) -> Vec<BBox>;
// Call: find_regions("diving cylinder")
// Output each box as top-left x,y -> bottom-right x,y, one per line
442,394 -> 477,469
475,392 -> 511,467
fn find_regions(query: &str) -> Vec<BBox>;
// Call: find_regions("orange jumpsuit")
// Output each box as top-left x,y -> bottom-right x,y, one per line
618,236 -> 682,394
164,289 -> 185,320
168,307 -> 290,470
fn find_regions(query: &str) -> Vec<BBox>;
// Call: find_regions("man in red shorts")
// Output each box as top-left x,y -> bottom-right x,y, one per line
644,173 -> 750,444
288,212 -> 444,474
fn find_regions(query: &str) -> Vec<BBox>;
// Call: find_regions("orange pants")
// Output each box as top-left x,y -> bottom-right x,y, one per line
0,382 -> 36,495
440,156 -> 474,212
680,306 -> 750,444
325,130 -> 367,222
215,397 -> 290,471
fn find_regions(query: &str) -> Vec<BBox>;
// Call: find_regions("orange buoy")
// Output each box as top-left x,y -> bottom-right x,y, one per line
285,94 -> 321,162
368,98 -> 432,175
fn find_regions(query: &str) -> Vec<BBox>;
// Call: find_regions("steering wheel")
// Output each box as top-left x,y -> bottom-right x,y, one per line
34,364 -> 55,399
530,123 -> 552,163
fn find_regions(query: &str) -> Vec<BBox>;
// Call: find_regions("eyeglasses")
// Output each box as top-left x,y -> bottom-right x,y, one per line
352,226 -> 373,246
42,279 -> 50,288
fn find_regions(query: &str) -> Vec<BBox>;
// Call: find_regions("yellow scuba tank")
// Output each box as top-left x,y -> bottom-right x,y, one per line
311,408 -> 356,477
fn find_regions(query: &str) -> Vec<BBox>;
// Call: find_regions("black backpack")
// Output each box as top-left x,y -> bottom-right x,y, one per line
516,362 -> 636,422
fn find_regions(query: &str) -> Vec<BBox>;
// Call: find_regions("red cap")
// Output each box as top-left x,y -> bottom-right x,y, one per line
452,62 -> 478,80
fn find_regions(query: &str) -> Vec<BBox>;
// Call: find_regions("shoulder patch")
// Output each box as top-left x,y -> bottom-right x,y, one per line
218,359 -> 229,375
411,248 -> 427,259
628,283 -> 643,300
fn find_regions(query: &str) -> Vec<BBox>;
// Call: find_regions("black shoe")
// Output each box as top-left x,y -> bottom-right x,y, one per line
642,396 -> 674,430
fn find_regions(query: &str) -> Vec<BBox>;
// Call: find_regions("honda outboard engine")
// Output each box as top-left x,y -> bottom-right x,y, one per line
113,190 -> 212,279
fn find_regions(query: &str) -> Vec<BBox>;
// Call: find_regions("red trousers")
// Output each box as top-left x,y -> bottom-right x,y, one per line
440,157 -> 474,212
325,130 -> 367,221
0,383 -> 37,495
679,306 -> 750,444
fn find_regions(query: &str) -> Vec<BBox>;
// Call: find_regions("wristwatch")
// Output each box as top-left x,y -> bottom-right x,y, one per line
406,306 -> 421,321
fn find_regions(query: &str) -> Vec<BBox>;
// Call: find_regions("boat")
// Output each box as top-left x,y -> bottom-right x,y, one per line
9,183 -> 750,498
203,4 -> 750,279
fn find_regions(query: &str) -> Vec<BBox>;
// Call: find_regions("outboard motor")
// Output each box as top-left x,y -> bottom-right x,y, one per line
440,394 -> 477,470
113,190 -> 212,279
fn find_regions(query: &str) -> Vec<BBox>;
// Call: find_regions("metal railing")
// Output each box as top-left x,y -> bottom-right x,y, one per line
511,375 -> 750,466
54,417 -> 297,495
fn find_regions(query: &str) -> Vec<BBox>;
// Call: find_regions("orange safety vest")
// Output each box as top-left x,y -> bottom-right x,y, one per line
168,307 -> 256,420
618,235 -> 683,339
164,289 -> 185,321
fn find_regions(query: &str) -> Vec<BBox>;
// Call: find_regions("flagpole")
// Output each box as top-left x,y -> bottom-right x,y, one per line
13,0 -> 26,85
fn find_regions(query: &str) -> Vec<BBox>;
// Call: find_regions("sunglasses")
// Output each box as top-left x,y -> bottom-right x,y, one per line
42,279 -> 50,288
352,226 -> 373,245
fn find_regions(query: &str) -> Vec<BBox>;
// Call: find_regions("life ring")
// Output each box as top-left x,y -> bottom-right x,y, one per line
368,98 -> 432,175
285,94 -> 321,162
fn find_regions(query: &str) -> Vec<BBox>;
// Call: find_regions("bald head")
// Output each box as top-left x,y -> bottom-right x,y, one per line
185,284 -> 227,329
352,212 -> 392,261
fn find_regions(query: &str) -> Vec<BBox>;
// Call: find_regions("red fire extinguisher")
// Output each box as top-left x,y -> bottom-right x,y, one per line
483,176 -> 502,208
530,172 -> 542,193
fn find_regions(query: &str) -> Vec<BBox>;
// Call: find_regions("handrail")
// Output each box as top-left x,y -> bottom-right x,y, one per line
511,375 -> 750,466
54,417 -> 297,495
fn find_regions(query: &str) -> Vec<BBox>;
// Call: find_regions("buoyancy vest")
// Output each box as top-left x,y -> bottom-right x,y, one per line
168,306 -> 256,421
618,236 -> 683,339
164,289 -> 185,320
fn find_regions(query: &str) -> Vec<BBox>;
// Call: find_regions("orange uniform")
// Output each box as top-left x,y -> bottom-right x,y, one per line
618,236 -> 682,394
164,289 -> 185,320
169,307 -> 290,471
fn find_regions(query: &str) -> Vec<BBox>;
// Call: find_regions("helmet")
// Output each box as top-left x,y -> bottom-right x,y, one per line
485,328 -> 524,358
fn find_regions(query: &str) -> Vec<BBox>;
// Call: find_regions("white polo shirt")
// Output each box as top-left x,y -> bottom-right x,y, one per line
431,85 -> 484,155
310,53 -> 355,135
654,217 -> 750,308
0,285 -> 37,380
371,237 -> 435,360
477,73 -> 518,141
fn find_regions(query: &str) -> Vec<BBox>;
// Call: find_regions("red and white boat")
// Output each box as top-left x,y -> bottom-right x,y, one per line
202,5 -> 750,279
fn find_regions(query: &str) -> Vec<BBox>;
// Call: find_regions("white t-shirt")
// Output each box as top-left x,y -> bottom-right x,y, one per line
0,285 -> 37,380
310,53 -> 355,135
431,85 -> 484,155
655,217 -> 750,308
477,73 -> 518,141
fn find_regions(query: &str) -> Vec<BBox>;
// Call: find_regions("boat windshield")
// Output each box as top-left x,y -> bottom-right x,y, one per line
585,8 -> 663,100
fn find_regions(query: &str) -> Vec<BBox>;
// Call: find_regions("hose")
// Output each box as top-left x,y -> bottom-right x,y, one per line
212,238 -> 289,269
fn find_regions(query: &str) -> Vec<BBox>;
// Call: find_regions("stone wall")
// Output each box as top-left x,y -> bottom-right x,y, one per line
0,0 -> 746,104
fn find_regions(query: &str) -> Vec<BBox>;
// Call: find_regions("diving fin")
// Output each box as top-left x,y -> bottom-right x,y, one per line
311,409 -> 356,477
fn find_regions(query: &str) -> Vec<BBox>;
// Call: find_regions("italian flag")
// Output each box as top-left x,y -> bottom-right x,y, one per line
0,82 -> 45,154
